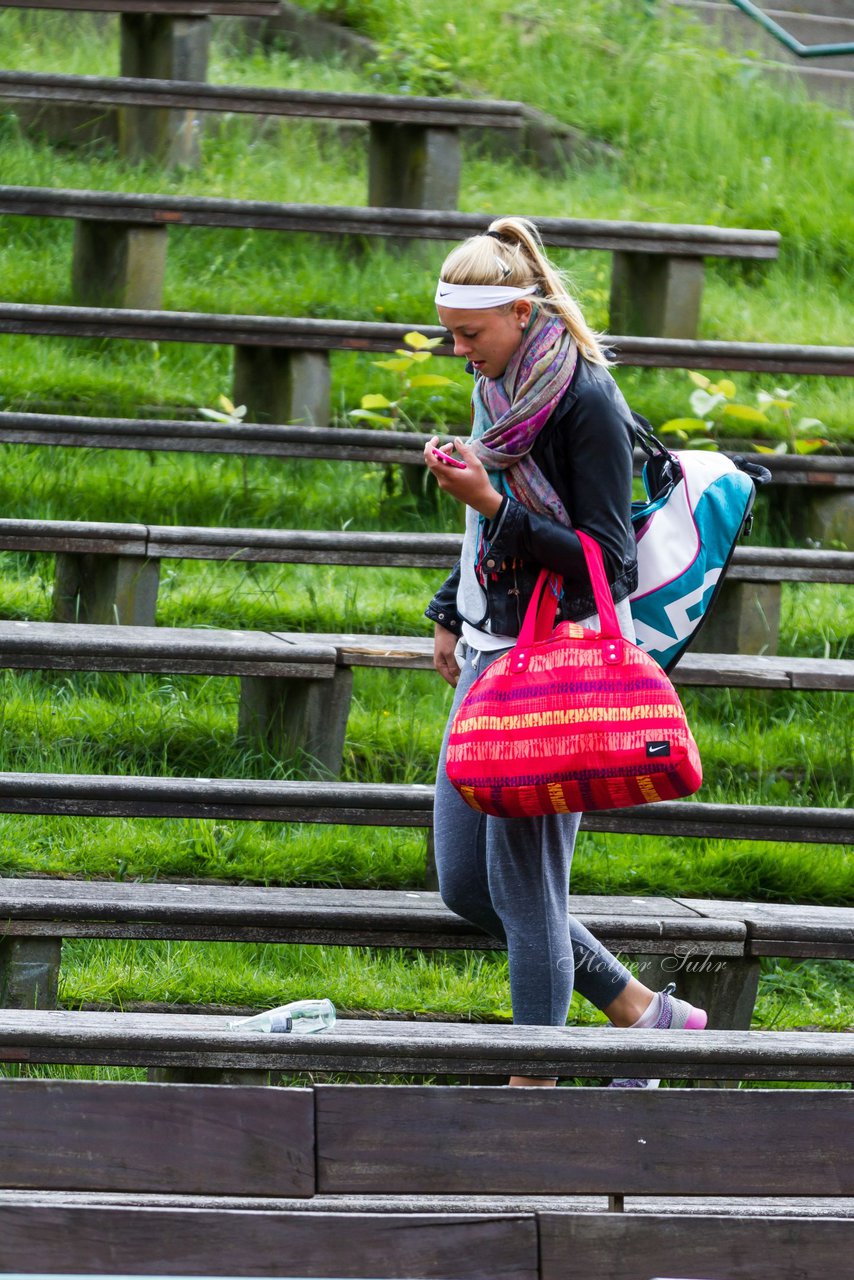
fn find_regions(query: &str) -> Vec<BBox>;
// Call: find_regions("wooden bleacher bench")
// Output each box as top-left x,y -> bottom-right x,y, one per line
0,771 -> 846,845
0,184 -> 781,258
2,302 -> 852,469
0,1006 -> 851,1081
0,68 -> 525,206
1,301 -> 851,376
1,408 -> 851,498
0,511 -> 845,669
0,614 -> 849,771
0,517 -> 851,573
0,1079 -> 851,1279
0,70 -> 526,129
0,519 -> 846,758
0,184 -> 780,336
1,876 -> 850,1026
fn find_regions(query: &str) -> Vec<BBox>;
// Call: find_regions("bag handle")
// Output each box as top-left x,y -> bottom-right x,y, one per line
512,531 -> 622,671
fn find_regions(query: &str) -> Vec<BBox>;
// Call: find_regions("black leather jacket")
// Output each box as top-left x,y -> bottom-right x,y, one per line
425,355 -> 638,639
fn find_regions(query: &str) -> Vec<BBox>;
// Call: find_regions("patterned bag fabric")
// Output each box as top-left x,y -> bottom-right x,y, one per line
445,531 -> 703,818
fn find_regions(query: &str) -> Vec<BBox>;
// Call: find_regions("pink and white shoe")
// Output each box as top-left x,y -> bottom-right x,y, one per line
609,982 -> 707,1089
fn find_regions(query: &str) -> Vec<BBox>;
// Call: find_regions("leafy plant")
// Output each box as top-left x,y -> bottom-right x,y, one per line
349,331 -> 453,429
660,372 -> 830,455
197,394 -> 247,426
366,26 -> 463,96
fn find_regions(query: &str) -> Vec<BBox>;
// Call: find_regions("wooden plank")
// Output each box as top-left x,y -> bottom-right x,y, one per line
0,1204 -> 538,1279
540,1211 -> 854,1280
146,525 -> 460,566
0,412 -> 849,497
282,633 -> 854,689
0,881 -> 747,954
676,898 -> 854,958
0,1011 -> 851,1080
0,73 -> 526,129
0,517 -> 147,556
0,621 -> 337,679
0,1079 -> 315,1196
0,775 -> 847,843
0,187 -> 780,257
316,1085 -> 854,1197
1,303 -> 853,376
0,411 -> 431,464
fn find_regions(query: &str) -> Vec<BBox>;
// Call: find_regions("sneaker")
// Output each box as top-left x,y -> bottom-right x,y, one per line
609,982 -> 707,1089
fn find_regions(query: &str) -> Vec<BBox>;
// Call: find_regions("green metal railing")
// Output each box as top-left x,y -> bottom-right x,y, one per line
729,0 -> 854,59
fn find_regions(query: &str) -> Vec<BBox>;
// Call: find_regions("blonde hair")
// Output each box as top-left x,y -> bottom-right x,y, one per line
439,216 -> 608,366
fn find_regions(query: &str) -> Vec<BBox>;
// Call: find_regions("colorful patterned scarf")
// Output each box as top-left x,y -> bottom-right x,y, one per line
471,309 -> 578,526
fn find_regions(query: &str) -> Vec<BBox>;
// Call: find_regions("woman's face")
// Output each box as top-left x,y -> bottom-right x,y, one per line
437,300 -> 533,379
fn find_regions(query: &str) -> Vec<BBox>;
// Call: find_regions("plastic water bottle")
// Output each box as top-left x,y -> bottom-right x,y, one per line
228,998 -> 336,1035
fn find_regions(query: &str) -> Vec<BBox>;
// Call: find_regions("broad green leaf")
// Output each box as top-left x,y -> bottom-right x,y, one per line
795,417 -> 826,433
349,409 -> 396,426
793,438 -> 830,454
361,393 -> 394,409
218,394 -> 236,415
753,442 -> 789,454
372,358 -> 413,372
660,417 -> 711,435
690,438 -> 721,450
687,371 -> 710,390
405,331 -> 444,350
689,389 -> 726,417
757,391 -> 794,410
198,407 -> 234,424
395,349 -> 432,362
409,374 -> 454,388
714,379 -> 737,399
720,404 -> 770,424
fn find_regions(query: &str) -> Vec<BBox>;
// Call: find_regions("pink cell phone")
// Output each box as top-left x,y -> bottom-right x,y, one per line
431,446 -> 467,470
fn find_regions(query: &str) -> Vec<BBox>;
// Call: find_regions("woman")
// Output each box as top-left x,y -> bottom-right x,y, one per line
423,217 -> 706,1087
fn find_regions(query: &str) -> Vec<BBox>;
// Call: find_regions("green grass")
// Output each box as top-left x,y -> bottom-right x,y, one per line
0,3 -> 850,1051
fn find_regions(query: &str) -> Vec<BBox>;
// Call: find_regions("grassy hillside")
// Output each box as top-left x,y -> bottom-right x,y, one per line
0,3 -> 850,1050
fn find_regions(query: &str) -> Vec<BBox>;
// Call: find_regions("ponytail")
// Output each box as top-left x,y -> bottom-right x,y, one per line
438,216 -> 608,366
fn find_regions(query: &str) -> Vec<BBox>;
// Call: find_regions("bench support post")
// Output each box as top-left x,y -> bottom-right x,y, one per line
119,14 -> 211,167
0,937 -> 62,1009
700,580 -> 781,654
71,221 -> 169,310
53,554 -> 160,626
238,669 -> 353,775
232,346 -> 331,426
776,489 -> 854,552
609,252 -> 704,338
369,124 -> 461,210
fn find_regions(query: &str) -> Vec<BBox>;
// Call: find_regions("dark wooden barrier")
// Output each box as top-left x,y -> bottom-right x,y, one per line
1,1079 -> 851,1277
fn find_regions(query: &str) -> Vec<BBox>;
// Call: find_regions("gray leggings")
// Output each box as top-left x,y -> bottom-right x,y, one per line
434,644 -> 633,1026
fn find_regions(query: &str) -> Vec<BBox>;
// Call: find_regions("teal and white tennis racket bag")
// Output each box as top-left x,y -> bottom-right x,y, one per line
629,417 -> 771,672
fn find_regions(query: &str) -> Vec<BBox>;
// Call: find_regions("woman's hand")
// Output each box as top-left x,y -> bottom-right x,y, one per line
424,437 -> 503,519
433,622 -> 461,687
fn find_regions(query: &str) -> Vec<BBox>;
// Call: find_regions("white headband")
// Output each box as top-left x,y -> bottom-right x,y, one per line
434,281 -> 538,310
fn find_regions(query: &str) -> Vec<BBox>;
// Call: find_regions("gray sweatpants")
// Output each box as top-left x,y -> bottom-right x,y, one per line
434,642 -> 633,1027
